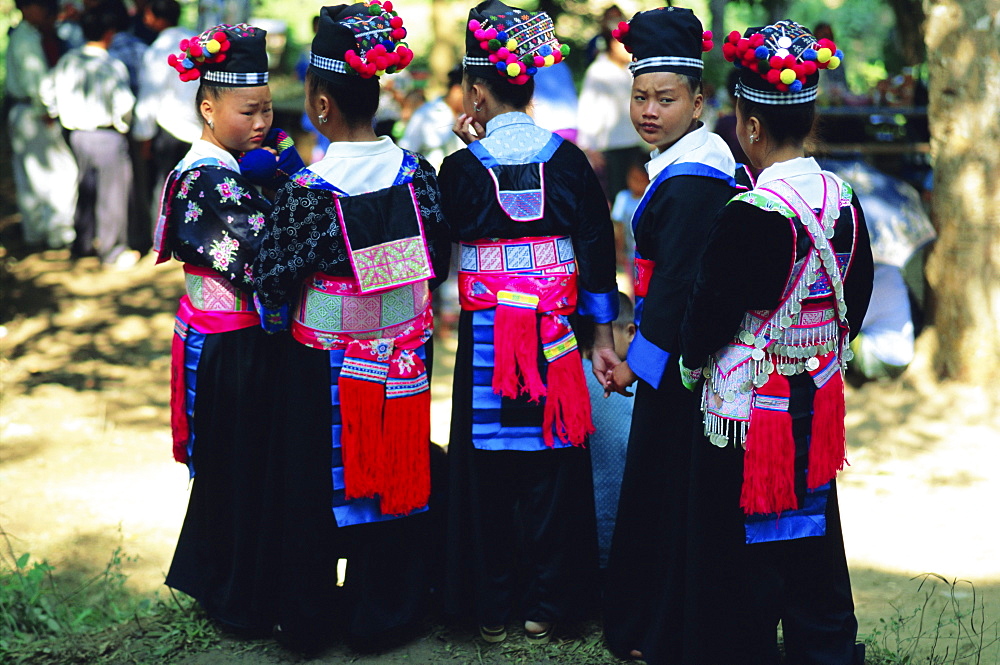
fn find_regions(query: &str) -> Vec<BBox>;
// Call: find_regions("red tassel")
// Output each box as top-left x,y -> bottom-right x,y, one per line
807,369 -> 847,489
169,327 -> 189,464
493,302 -> 546,402
542,350 -> 595,447
741,374 -> 798,515
339,376 -> 385,500
380,389 -> 432,515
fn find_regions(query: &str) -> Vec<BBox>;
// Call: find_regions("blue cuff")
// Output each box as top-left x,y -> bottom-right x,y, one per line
253,292 -> 289,333
627,329 -> 670,389
576,288 -> 618,324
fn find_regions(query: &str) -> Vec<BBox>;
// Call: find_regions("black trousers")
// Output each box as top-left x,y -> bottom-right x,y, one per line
467,447 -> 598,627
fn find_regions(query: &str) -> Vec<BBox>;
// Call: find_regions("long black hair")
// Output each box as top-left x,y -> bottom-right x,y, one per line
736,95 -> 816,147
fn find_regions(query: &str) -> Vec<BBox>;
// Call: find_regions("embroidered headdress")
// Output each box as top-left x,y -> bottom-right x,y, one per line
612,6 -> 713,79
168,23 -> 269,86
308,2 -> 413,81
463,0 -> 569,85
724,20 -> 843,105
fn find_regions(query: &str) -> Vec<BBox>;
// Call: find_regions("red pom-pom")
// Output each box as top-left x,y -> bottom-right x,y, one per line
611,29 -> 620,40
552,49 -> 562,63
392,27 -> 406,40
213,31 -> 226,42
766,69 -> 782,84
783,54 -> 797,69
736,37 -> 749,52
722,42 -> 737,61
769,55 -> 783,68
179,38 -> 189,50
728,30 -> 741,43
803,60 -> 818,75
189,43 -> 203,57
748,61 -> 759,72
167,53 -> 178,66
488,53 -> 499,63
512,73 -> 530,84
390,16 -> 403,28
375,55 -> 389,71
751,33 -> 765,47
776,82 -> 789,92
618,21 -> 629,34
468,19 -> 480,30
702,40 -> 714,52
221,39 -> 231,51
534,55 -> 545,67
480,40 -> 489,51
215,53 -> 226,63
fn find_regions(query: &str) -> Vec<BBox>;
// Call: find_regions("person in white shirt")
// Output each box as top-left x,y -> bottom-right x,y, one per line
5,0 -> 78,249
398,66 -> 465,171
41,1 -> 136,266
576,24 -> 645,201
132,0 -> 198,234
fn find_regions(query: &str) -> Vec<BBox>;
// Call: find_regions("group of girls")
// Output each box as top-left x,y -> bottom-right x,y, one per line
154,2 -> 873,664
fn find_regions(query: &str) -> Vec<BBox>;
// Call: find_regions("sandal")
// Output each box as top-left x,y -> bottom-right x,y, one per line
524,620 -> 554,645
479,624 -> 507,643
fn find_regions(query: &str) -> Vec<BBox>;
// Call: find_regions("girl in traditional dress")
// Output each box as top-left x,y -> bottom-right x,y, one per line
252,2 -> 450,651
440,0 -> 619,644
675,21 -> 873,665
156,23 -> 300,634
599,8 -> 742,661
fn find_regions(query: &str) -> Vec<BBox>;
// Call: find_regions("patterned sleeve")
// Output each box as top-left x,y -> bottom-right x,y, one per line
412,157 -> 451,291
253,181 -> 349,310
167,166 -> 271,294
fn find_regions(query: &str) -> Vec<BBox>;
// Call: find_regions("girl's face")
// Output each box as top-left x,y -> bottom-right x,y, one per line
629,72 -> 703,152
201,85 -> 273,154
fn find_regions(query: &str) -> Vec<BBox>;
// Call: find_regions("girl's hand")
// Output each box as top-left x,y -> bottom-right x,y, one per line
607,360 -> 637,397
453,113 -> 484,145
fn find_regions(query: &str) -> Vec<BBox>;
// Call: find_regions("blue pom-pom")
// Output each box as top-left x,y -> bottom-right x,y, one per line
496,62 -> 506,72
835,49 -> 844,59
497,31 -> 508,41
754,46 -> 768,59
527,66 -> 537,75
182,57 -> 193,68
790,80 -> 803,92
538,44 -> 552,56
382,39 -> 394,49
802,49 -> 817,61
239,148 -> 278,182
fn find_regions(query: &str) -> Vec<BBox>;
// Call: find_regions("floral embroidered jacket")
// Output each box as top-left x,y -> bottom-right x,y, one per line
160,160 -> 272,293
253,154 -> 450,311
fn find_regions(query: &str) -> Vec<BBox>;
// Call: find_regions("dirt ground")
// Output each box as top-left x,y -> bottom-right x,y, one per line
1,241 -> 998,664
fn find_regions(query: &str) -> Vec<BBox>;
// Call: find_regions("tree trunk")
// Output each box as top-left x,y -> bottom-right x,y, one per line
923,0 -> 1000,382
885,0 -> 927,66
429,0 -> 460,95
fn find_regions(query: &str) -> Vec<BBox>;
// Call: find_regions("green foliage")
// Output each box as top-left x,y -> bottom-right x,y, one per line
0,529 -> 151,663
863,574 -> 999,665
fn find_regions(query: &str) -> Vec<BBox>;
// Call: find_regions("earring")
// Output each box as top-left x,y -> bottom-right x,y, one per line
474,104 -> 482,113
207,119 -> 214,130
749,134 -> 758,144
317,115 -> 328,124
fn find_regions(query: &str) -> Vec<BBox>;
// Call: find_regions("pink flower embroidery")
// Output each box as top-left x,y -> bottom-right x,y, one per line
215,177 -> 247,204
209,231 -> 239,271
248,212 -> 265,235
184,201 -> 203,224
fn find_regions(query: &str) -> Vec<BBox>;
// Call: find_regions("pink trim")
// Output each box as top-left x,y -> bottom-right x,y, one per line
409,182 -> 436,280
176,295 -> 259,335
485,165 -> 546,222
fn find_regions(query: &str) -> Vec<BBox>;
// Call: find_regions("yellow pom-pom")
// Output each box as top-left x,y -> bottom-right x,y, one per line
543,54 -> 555,67
779,68 -> 796,85
506,38 -> 517,50
816,47 -> 832,63
506,62 -> 520,77
206,39 -> 220,54
377,69 -> 386,76
827,55 -> 841,70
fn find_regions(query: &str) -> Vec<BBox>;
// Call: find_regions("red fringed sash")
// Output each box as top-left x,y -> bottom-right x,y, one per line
807,351 -> 848,489
741,373 -> 798,515
459,267 -> 593,447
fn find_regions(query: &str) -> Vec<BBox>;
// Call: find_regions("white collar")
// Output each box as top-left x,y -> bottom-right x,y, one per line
322,135 -> 398,160
646,124 -> 735,180
182,139 -> 241,173
81,44 -> 109,57
754,156 -> 822,187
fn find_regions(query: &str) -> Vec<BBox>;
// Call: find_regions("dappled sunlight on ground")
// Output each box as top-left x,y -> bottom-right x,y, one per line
1,248 -> 998,662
